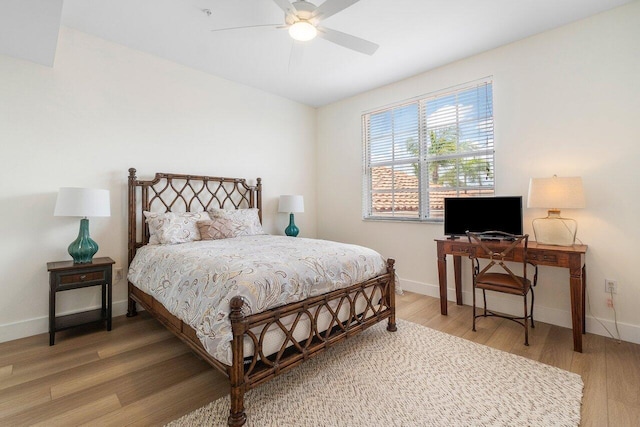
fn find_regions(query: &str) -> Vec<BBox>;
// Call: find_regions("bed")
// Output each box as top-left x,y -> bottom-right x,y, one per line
126,168 -> 397,426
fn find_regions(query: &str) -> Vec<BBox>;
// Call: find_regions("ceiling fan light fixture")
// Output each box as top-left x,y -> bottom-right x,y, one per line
288,21 -> 317,41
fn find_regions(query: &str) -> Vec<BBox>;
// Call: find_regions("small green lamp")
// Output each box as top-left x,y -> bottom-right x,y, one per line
54,187 -> 111,263
278,195 -> 304,237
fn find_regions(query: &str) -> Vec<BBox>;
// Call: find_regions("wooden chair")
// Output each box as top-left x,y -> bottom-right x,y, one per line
466,231 -> 538,346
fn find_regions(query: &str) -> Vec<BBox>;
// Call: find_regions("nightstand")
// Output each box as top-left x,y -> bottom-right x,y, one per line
47,257 -> 115,345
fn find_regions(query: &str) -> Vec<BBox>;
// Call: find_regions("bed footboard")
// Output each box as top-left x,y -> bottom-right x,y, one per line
127,259 -> 396,426
227,258 -> 396,426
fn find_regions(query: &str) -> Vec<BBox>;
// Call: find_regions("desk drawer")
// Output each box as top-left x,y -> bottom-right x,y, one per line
460,245 -> 516,261
60,271 -> 105,285
451,245 -> 473,256
528,251 -> 558,264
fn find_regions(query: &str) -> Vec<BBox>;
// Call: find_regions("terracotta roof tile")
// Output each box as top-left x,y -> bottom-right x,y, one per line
371,167 -> 491,214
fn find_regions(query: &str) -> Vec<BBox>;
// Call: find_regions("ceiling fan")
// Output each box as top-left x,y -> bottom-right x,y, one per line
211,0 -> 379,55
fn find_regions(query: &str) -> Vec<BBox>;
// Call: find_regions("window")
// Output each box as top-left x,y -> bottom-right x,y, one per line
362,79 -> 494,221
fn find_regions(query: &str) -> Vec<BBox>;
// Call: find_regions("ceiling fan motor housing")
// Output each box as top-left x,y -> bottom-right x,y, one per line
286,1 -> 318,25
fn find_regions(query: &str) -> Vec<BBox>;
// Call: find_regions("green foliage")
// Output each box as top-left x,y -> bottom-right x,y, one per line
405,128 -> 492,189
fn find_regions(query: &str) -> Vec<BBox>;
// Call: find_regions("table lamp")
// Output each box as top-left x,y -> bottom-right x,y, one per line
54,187 -> 111,263
527,176 -> 585,246
278,195 -> 304,237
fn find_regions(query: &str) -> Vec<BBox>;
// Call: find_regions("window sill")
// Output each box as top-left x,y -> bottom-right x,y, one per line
362,217 -> 443,224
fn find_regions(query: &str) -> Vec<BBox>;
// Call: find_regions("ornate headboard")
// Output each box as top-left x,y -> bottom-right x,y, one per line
127,168 -> 262,264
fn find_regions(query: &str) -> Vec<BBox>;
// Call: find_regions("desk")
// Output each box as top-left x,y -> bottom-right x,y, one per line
435,238 -> 588,352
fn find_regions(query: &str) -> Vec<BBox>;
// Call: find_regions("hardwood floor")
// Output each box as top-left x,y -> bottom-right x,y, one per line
1,292 -> 638,426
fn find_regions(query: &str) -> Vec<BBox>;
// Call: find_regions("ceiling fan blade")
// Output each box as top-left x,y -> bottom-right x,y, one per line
317,27 -> 379,55
272,0 -> 297,16
211,23 -> 281,32
312,0 -> 360,20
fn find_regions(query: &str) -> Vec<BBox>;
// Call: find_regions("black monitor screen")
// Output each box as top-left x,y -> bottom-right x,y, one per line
444,196 -> 523,237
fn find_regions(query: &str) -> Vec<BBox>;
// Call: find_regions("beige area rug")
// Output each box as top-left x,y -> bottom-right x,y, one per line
168,320 -> 583,427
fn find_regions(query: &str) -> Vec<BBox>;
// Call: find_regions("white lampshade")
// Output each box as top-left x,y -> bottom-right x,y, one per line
528,176 -> 584,246
54,187 -> 111,217
278,195 -> 304,213
527,176 -> 585,210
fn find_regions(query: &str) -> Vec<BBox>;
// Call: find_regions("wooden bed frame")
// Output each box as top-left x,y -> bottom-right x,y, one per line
126,168 -> 397,426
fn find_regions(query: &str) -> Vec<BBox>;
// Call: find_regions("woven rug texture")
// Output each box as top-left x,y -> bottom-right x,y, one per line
167,319 -> 583,427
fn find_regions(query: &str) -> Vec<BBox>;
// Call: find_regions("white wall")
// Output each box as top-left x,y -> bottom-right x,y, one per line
0,27 -> 317,342
317,2 -> 640,343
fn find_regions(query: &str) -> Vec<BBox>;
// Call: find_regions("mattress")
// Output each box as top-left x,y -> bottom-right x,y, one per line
128,235 -> 387,365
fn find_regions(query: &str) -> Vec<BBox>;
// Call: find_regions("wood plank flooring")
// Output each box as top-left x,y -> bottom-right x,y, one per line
0,292 -> 638,426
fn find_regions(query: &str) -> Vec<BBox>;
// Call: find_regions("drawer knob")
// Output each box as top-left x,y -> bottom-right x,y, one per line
80,275 -> 87,280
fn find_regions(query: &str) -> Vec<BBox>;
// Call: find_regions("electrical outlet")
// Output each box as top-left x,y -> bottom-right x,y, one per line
605,279 -> 617,294
115,268 -> 123,281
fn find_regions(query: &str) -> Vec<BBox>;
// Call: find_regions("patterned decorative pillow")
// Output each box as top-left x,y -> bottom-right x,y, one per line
207,208 -> 265,237
143,211 -> 210,244
196,219 -> 234,240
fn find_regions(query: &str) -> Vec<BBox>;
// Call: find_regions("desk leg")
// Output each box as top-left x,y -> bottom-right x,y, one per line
453,255 -> 463,306
437,245 -> 448,315
569,257 -> 584,353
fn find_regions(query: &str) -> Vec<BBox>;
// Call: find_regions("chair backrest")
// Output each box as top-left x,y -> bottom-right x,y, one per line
466,230 -> 529,284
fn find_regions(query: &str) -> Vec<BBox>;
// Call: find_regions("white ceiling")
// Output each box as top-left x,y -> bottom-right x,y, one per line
3,0 -> 633,106
0,0 -> 63,66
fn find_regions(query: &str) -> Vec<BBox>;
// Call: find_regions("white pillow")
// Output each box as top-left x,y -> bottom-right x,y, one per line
143,211 -> 210,244
207,208 -> 265,237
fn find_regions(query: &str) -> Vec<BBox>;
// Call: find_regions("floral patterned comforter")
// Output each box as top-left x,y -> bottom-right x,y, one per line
127,235 -> 387,365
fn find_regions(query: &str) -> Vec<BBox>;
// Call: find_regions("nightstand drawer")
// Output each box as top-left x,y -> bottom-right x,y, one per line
59,270 -> 105,285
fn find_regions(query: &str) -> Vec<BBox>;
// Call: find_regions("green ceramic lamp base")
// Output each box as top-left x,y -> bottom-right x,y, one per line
69,218 -> 99,263
284,213 -> 299,237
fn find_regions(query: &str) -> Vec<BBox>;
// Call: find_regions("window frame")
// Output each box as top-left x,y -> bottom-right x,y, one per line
362,78 -> 495,222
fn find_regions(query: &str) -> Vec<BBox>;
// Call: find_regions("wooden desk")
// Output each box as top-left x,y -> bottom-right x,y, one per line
435,238 -> 588,352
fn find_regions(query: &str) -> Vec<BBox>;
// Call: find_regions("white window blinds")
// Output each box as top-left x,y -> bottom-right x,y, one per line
363,79 -> 494,221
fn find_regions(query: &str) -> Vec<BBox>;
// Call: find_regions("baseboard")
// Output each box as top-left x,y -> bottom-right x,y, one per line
397,278 -> 640,345
0,299 -> 130,344
3,283 -> 638,346
399,278 -> 441,298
